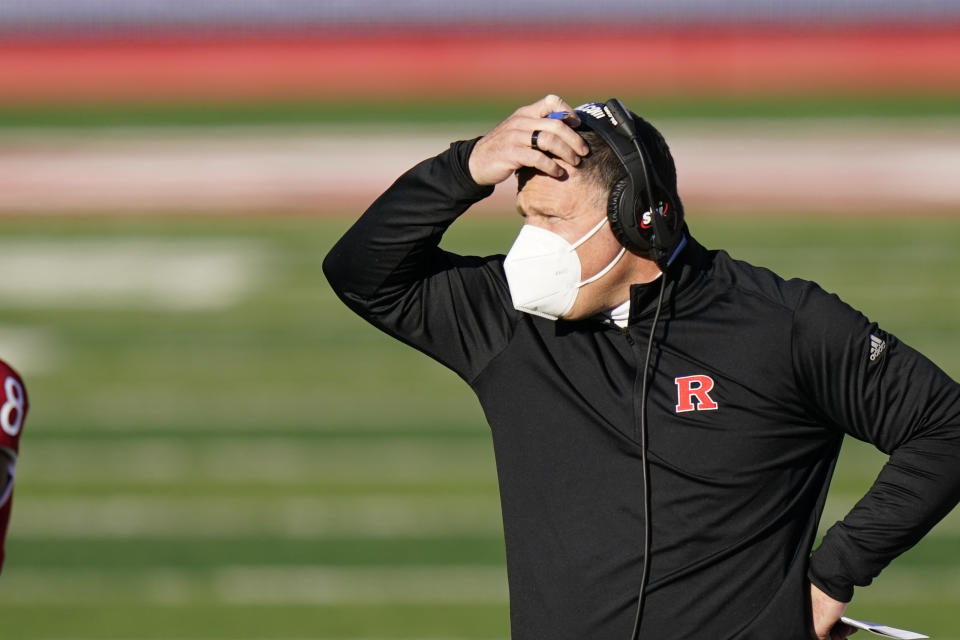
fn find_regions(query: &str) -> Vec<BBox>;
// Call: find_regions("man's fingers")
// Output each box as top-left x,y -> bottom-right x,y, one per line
468,95 -> 588,185
517,95 -> 583,134
514,113 -> 589,160
521,147 -> 566,179
513,94 -> 567,118
527,128 -> 583,168
541,117 -> 590,157
538,94 -> 578,121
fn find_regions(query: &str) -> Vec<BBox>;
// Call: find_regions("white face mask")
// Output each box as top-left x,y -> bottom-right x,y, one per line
503,217 -> 627,320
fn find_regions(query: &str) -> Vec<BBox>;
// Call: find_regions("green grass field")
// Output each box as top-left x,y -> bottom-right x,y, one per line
2,92 -> 959,129
1,214 -> 959,639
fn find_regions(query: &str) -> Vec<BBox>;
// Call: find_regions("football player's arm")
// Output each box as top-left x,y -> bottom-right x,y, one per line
0,446 -> 14,505
0,360 -> 26,507
0,360 -> 27,574
793,284 -> 960,602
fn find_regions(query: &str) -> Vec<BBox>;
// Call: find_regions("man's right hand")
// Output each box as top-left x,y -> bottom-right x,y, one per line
468,94 -> 590,186
810,582 -> 857,640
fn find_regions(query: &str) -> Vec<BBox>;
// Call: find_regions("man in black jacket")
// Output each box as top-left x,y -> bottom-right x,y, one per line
324,95 -> 960,640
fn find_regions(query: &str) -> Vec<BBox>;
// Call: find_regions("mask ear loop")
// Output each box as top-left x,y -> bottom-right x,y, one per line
570,217 -> 628,288
569,216 -> 610,250
578,247 -> 627,287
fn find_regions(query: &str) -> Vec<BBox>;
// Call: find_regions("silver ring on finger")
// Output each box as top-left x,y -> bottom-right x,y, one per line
531,130 -> 542,150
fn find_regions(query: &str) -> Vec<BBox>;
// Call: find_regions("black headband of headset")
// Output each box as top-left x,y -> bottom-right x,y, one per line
572,100 -> 685,268
572,101 -> 653,197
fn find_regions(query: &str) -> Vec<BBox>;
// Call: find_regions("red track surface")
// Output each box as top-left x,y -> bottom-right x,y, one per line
1,26 -> 959,103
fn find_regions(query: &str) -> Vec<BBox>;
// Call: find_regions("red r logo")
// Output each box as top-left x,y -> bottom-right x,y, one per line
675,375 -> 718,412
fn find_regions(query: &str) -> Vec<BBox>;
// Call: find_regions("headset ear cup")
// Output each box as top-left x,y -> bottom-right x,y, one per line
607,177 -> 649,256
606,178 -> 633,252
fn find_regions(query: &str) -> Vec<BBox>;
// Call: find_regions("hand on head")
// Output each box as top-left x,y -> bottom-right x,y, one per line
468,95 -> 590,186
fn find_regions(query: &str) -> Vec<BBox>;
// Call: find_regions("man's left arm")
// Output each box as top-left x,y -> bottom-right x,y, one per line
792,284 -> 960,610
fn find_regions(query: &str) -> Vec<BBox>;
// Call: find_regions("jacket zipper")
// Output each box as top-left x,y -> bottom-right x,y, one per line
624,329 -> 646,442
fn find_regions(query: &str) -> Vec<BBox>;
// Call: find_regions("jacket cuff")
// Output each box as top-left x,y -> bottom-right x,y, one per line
448,137 -> 496,201
808,544 -> 855,603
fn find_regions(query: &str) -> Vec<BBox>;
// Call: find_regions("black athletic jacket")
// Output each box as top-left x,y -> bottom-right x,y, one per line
323,139 -> 960,640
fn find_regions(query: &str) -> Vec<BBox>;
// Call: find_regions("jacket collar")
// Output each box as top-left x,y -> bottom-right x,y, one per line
627,233 -> 710,323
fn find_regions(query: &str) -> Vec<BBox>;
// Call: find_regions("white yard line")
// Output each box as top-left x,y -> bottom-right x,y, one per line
0,324 -> 60,374
215,566 -> 508,604
21,438 -> 496,484
1,563 -> 957,611
0,565 -> 509,605
0,125 -> 474,214
1,119 -> 959,214
0,239 -> 265,310
662,117 -> 960,212
11,495 -> 503,537
12,489 -> 960,540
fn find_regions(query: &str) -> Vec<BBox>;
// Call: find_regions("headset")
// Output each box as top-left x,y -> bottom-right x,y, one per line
572,99 -> 685,640
573,98 -> 686,271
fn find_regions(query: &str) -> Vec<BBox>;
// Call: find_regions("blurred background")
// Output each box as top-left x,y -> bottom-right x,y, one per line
1,2 -> 959,639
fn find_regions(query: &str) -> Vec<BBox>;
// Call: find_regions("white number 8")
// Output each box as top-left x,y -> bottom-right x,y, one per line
1,376 -> 25,437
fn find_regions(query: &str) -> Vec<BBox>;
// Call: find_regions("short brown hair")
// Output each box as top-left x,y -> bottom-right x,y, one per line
578,130 -> 627,206
577,121 -> 683,217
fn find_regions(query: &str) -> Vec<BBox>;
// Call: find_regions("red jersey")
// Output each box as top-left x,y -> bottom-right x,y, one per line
0,359 -> 28,573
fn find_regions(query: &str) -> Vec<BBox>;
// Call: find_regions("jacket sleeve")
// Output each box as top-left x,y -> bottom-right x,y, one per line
322,138 -> 519,382
792,284 -> 960,602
